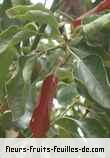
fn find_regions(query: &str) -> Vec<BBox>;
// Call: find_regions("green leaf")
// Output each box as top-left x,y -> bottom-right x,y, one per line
25,80 -> 43,113
57,67 -> 73,82
75,79 -> 92,100
55,117 -> 107,138
0,24 -> 37,54
0,112 -> 12,128
7,60 -> 29,121
23,57 -> 35,84
6,3 -> 48,17
106,67 -> 110,83
57,83 -> 78,106
83,15 -> 99,25
0,25 -> 19,54
83,12 -> 110,32
0,46 -> 17,86
94,109 -> 110,132
55,117 -> 80,138
11,0 -> 30,6
7,9 -> 59,35
75,55 -> 110,109
71,39 -> 106,59
0,111 -> 12,137
75,118 -> 107,137
43,50 -> 65,73
83,13 -> 110,43
23,56 -> 41,84
12,27 -> 37,45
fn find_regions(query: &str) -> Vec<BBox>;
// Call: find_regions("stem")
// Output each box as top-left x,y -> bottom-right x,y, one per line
60,11 -> 73,21
31,24 -> 46,50
51,99 -> 79,126
31,0 -> 60,51
43,45 -> 64,54
66,46 -> 81,61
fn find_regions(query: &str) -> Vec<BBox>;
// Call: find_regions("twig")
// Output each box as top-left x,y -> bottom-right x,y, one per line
51,99 -> 80,126
60,11 -> 73,21
66,46 -> 81,61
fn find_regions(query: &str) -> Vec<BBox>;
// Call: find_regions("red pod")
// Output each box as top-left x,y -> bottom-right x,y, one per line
73,18 -> 81,28
72,0 -> 110,28
29,74 -> 58,138
95,0 -> 110,12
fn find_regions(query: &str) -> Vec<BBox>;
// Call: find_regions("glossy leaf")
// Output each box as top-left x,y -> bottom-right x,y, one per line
83,13 -> 110,42
55,117 -> 107,137
57,83 -> 78,106
75,55 -> 110,109
55,117 -> 80,138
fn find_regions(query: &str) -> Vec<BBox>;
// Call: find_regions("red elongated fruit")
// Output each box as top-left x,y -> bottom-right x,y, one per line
73,18 -> 81,28
72,0 -> 110,28
29,74 -> 58,138
95,0 -> 110,12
